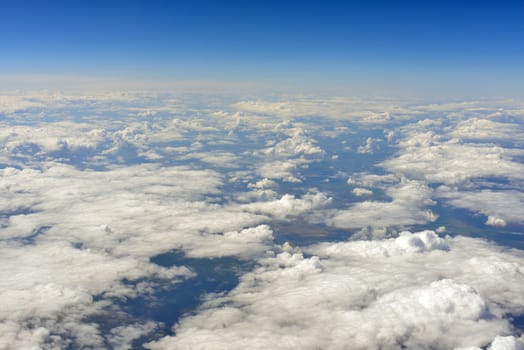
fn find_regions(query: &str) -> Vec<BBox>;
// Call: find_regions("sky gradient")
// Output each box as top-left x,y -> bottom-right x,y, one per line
1,0 -> 523,95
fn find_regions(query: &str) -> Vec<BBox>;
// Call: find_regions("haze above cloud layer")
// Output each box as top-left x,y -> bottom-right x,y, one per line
1,0 -> 523,96
0,91 -> 523,349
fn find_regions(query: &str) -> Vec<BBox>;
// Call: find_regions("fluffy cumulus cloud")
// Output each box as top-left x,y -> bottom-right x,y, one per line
382,131 -> 524,185
324,179 -> 438,230
0,121 -> 107,153
436,188 -> 524,226
0,92 -> 339,348
181,225 -> 274,259
240,192 -> 331,220
357,137 -> 381,154
449,118 -> 524,142
262,126 -> 323,158
257,159 -> 306,183
0,241 -> 189,349
254,123 -> 325,182
379,109 -> 524,228
0,173 -> 280,347
107,322 -> 158,350
147,230 -> 524,350
352,187 -> 373,196
232,96 -> 411,124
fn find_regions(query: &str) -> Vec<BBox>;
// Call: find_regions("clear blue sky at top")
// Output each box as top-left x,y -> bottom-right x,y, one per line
0,0 -> 523,94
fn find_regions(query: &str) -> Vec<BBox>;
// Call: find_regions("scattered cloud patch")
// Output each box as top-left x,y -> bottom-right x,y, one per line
352,187 -> 373,196
325,180 -> 437,230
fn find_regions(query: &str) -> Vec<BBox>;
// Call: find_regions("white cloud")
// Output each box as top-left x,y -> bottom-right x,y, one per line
240,192 -> 331,220
262,127 -> 323,158
254,125 -> 325,183
347,173 -> 399,187
146,230 -> 524,350
436,188 -> 524,226
182,225 -> 274,259
0,157 -> 336,347
257,159 -> 305,182
352,187 -> 373,196
382,132 -> 524,185
490,336 -> 524,350
325,179 -> 437,229
357,137 -> 381,154
449,118 -> 524,141
0,240 -> 191,349
486,216 -> 508,227
179,151 -> 238,167
0,122 -> 108,156
248,178 -> 278,190
311,230 -> 449,257
232,97 -> 412,124
108,322 -> 158,350
379,114 -> 524,229
0,162 -> 270,348
2,92 -> 524,349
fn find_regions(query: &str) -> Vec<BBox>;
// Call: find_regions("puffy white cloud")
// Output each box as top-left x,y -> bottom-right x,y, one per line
0,162 -> 272,348
240,192 -> 331,220
232,97 -> 412,124
0,240 -> 191,349
487,216 -> 508,227
147,230 -> 524,350
107,322 -> 158,350
352,187 -> 373,196
0,155 -> 338,347
436,188 -> 524,226
247,178 -> 278,189
253,125 -> 325,183
449,118 -> 524,141
347,173 -> 399,187
382,132 -> 524,185
256,159 -> 306,182
380,114 -> 524,229
2,92 -> 524,349
0,122 -> 109,164
490,336 -> 524,350
325,180 -> 437,229
182,225 -> 274,259
262,128 -> 323,158
357,137 -> 381,154
311,230 -> 449,257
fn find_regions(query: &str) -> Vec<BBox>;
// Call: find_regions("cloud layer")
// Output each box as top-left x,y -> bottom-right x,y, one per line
0,91 -> 523,349
147,231 -> 524,350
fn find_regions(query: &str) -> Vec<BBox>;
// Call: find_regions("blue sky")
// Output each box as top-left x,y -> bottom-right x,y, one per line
1,0 -> 523,95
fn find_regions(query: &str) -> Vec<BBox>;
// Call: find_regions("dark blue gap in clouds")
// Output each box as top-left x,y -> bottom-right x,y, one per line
97,252 -> 255,348
78,221 -> 352,350
510,314 -> 524,332
17,225 -> 51,244
412,202 -> 524,250
0,209 -> 45,243
271,220 -> 352,247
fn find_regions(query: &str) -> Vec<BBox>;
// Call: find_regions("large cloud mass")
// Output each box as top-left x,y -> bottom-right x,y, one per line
147,231 -> 524,350
1,92 -> 523,349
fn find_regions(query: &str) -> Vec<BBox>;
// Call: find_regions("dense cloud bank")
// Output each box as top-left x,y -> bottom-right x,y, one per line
147,231 -> 524,350
0,92 -> 523,349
